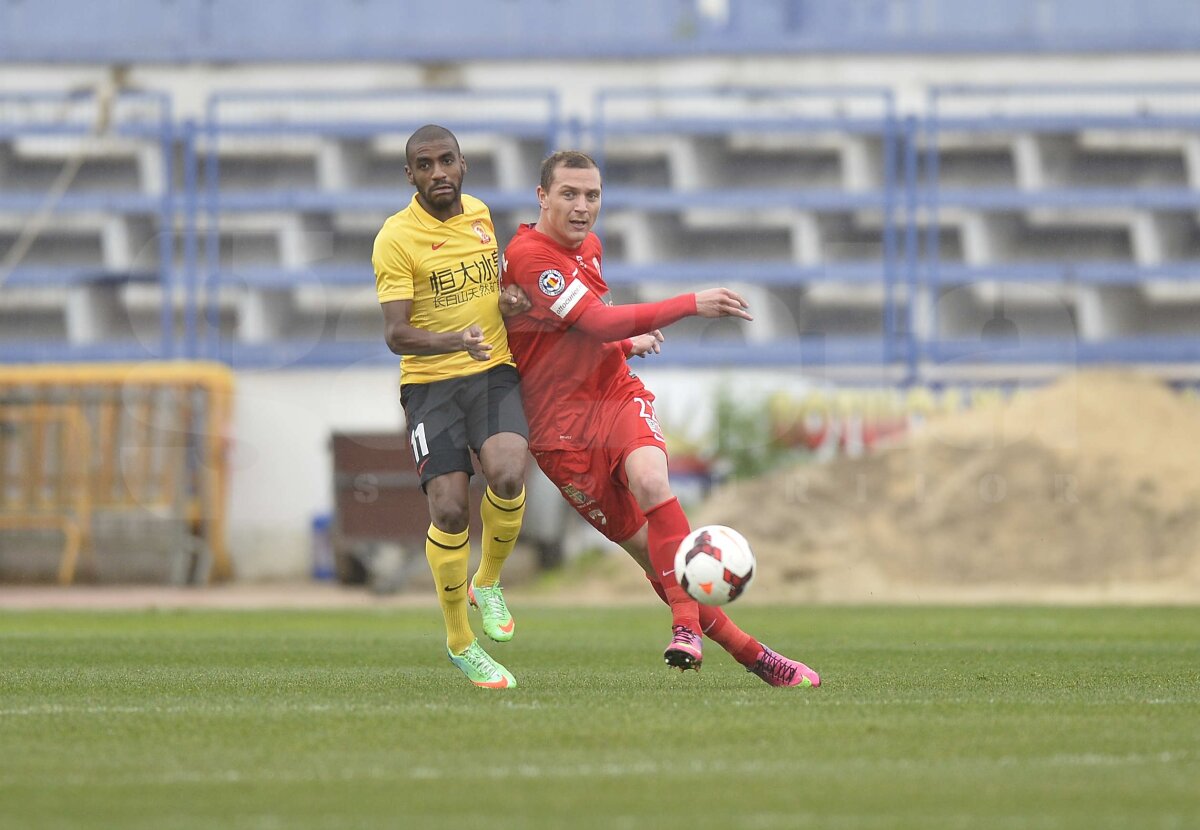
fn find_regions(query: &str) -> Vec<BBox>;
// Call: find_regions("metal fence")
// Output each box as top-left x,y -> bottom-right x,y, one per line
2,84 -> 1200,382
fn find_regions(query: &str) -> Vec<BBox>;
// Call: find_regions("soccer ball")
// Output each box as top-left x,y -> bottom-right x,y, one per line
673,525 -> 756,606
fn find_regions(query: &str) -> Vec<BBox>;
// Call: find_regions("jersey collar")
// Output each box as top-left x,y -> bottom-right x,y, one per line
410,192 -> 474,228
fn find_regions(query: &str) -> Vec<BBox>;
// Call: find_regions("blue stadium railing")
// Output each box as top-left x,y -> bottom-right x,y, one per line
0,90 -> 177,361
918,84 -> 1200,375
592,85 -> 907,371
3,84 -> 1200,377
191,88 -> 561,368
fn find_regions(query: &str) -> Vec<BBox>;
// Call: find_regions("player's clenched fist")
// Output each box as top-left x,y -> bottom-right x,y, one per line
461,324 -> 492,361
499,284 -> 531,317
694,288 -> 753,321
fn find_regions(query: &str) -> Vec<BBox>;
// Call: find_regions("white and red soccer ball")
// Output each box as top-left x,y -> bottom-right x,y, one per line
673,525 -> 756,606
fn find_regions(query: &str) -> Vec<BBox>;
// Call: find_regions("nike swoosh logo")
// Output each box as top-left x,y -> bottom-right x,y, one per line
443,578 -> 467,592
492,535 -> 516,543
432,240 -> 448,250
660,569 -> 674,578
499,619 -> 515,634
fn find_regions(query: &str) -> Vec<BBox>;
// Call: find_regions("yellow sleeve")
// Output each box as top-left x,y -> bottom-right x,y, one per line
374,225 -> 415,303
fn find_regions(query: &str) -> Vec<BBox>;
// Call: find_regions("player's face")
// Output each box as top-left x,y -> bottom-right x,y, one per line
537,164 -> 602,249
406,138 -> 467,218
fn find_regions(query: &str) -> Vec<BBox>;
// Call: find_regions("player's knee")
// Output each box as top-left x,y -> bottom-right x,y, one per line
480,438 -> 527,499
488,468 -> 525,500
428,498 -> 470,534
629,472 -> 673,509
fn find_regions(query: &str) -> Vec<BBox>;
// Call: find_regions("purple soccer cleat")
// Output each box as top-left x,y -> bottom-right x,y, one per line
663,624 -> 703,671
748,645 -> 820,688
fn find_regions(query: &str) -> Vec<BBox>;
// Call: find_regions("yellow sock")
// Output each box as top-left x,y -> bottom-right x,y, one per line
475,486 -> 526,587
426,524 -> 473,654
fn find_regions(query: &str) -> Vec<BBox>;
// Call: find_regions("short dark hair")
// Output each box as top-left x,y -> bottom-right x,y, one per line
405,124 -> 460,166
539,150 -> 600,192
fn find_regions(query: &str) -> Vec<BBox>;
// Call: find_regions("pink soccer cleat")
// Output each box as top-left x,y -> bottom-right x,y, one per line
663,624 -> 703,671
748,645 -> 820,688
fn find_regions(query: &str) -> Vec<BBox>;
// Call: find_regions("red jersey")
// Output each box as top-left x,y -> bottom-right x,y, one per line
502,224 -> 649,451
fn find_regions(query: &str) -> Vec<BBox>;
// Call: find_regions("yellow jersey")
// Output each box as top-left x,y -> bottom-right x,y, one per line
373,193 -> 514,385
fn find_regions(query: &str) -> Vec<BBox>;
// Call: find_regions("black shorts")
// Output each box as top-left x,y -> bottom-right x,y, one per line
400,364 -> 528,490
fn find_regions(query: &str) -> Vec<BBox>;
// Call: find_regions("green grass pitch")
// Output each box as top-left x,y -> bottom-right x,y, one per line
2,605 -> 1198,829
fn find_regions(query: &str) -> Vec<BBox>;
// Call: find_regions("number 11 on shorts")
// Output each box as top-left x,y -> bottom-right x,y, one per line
410,421 -> 429,464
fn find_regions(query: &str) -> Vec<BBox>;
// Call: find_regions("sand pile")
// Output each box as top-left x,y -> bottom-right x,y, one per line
691,370 -> 1200,603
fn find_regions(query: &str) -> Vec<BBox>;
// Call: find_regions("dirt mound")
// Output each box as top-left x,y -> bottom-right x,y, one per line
692,370 -> 1200,603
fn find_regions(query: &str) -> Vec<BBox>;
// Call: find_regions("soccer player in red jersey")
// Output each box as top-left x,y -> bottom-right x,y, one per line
500,151 -> 820,687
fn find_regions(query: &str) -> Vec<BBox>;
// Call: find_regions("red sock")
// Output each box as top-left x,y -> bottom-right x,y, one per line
645,574 -> 761,666
644,497 -> 700,634
700,609 -> 762,667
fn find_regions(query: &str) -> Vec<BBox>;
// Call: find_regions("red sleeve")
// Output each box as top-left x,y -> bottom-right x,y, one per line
504,245 -> 584,331
573,294 -> 697,341
504,232 -> 695,338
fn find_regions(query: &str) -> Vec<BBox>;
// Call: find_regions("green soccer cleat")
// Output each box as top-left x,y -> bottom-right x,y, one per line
468,578 -> 516,642
447,640 -> 516,689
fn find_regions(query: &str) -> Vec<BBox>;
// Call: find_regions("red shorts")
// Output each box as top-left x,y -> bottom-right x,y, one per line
532,392 -> 667,544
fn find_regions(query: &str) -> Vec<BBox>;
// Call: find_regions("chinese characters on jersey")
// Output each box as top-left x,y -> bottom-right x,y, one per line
429,250 -> 501,309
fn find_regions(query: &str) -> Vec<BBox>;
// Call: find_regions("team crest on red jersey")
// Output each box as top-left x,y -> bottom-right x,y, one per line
471,221 -> 492,244
561,483 -> 591,506
539,269 -> 566,296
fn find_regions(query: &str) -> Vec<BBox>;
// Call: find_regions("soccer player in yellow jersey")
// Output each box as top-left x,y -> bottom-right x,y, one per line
373,125 -> 527,688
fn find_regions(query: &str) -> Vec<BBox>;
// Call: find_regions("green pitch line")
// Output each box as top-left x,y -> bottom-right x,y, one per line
1,606 -> 1198,830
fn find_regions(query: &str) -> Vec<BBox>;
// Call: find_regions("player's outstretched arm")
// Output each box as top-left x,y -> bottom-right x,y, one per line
573,294 -> 694,340
572,288 -> 751,341
694,288 -> 753,320
382,300 -> 493,359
